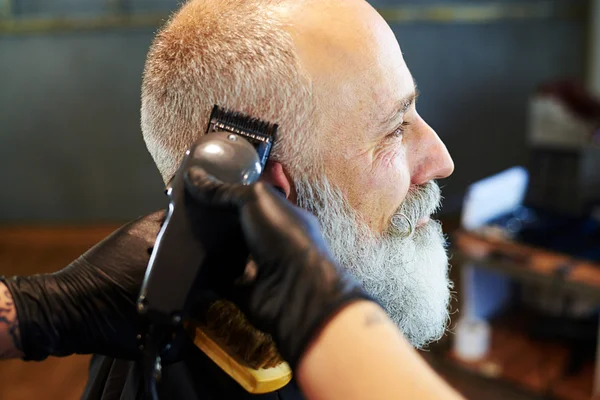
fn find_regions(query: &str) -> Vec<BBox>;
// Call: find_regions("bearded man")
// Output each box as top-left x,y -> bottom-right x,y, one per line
0,0 -> 455,399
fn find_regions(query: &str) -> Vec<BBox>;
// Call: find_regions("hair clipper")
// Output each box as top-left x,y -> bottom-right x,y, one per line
136,105 -> 278,399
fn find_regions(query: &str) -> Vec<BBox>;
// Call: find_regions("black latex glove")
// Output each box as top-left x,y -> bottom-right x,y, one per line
184,166 -> 375,369
0,211 -> 188,362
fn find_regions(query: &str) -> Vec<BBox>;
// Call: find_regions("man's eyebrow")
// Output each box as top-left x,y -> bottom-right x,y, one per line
379,87 -> 420,130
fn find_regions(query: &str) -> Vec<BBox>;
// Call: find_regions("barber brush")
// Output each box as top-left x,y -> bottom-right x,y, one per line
137,105 -> 291,397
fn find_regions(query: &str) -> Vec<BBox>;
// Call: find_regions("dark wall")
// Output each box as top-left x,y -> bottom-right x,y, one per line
0,1 -> 587,223
0,30 -> 165,223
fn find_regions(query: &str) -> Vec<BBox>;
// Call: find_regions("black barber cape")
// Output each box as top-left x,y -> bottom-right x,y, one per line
82,353 -> 304,400
79,211 -> 305,400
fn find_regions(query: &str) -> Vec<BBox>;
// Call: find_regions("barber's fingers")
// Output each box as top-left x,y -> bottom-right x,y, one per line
185,165 -> 321,236
184,166 -> 254,208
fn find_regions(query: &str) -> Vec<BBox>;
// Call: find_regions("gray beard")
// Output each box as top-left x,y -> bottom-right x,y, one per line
294,177 -> 453,348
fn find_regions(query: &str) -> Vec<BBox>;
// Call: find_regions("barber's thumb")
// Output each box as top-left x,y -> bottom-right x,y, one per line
184,166 -> 251,208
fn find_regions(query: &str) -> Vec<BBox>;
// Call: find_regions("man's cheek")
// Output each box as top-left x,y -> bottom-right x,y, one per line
371,147 -> 409,185
372,142 -> 406,171
382,148 -> 404,171
369,159 -> 411,206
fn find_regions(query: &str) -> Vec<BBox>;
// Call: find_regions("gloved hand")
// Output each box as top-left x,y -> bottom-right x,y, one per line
0,211 -> 189,361
184,166 -> 375,369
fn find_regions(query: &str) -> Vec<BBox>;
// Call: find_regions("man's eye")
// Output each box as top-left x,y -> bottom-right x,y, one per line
389,121 -> 411,139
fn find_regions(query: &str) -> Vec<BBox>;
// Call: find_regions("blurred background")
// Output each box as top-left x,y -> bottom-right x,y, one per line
0,0 -> 599,399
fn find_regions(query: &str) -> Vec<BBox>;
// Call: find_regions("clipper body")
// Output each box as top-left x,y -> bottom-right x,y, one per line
137,105 -> 278,335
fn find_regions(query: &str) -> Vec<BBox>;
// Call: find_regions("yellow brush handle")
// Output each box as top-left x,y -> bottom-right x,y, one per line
190,324 -> 293,394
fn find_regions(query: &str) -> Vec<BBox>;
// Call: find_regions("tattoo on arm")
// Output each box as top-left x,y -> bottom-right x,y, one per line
0,285 -> 23,358
364,309 -> 386,327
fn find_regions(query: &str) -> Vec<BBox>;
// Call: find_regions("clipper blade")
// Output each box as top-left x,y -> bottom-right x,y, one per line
207,105 -> 278,168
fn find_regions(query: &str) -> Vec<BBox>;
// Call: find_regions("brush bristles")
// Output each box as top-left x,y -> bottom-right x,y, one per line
209,105 -> 278,141
202,299 -> 284,370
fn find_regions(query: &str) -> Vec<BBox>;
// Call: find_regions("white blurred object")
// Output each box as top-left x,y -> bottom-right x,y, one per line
527,81 -> 600,150
528,96 -> 594,149
461,166 -> 529,231
453,317 -> 491,362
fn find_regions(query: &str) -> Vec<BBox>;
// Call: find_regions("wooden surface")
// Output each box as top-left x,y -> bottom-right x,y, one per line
450,230 -> 600,400
447,321 -> 597,400
0,224 -> 121,400
453,230 -> 600,301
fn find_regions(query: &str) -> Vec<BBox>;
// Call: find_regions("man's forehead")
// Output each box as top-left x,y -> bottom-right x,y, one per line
284,0 -> 411,115
284,0 -> 400,73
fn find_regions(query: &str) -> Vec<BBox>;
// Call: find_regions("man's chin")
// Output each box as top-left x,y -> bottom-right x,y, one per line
352,219 -> 452,349
398,221 -> 452,348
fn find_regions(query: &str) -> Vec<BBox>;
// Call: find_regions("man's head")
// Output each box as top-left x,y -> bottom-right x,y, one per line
142,0 -> 455,348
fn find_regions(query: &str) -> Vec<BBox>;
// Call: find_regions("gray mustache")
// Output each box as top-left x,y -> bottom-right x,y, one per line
390,181 -> 442,235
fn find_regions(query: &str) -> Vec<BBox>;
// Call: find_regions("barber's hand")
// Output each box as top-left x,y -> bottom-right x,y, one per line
184,166 -> 375,369
1,212 -> 189,361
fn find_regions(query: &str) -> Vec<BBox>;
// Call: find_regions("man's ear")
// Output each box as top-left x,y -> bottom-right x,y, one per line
260,161 -> 292,200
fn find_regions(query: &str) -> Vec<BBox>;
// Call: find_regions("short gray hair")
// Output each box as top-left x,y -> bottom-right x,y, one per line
141,0 -> 320,184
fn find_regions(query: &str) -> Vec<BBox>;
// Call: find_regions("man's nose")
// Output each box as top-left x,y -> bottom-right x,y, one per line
409,119 -> 454,186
